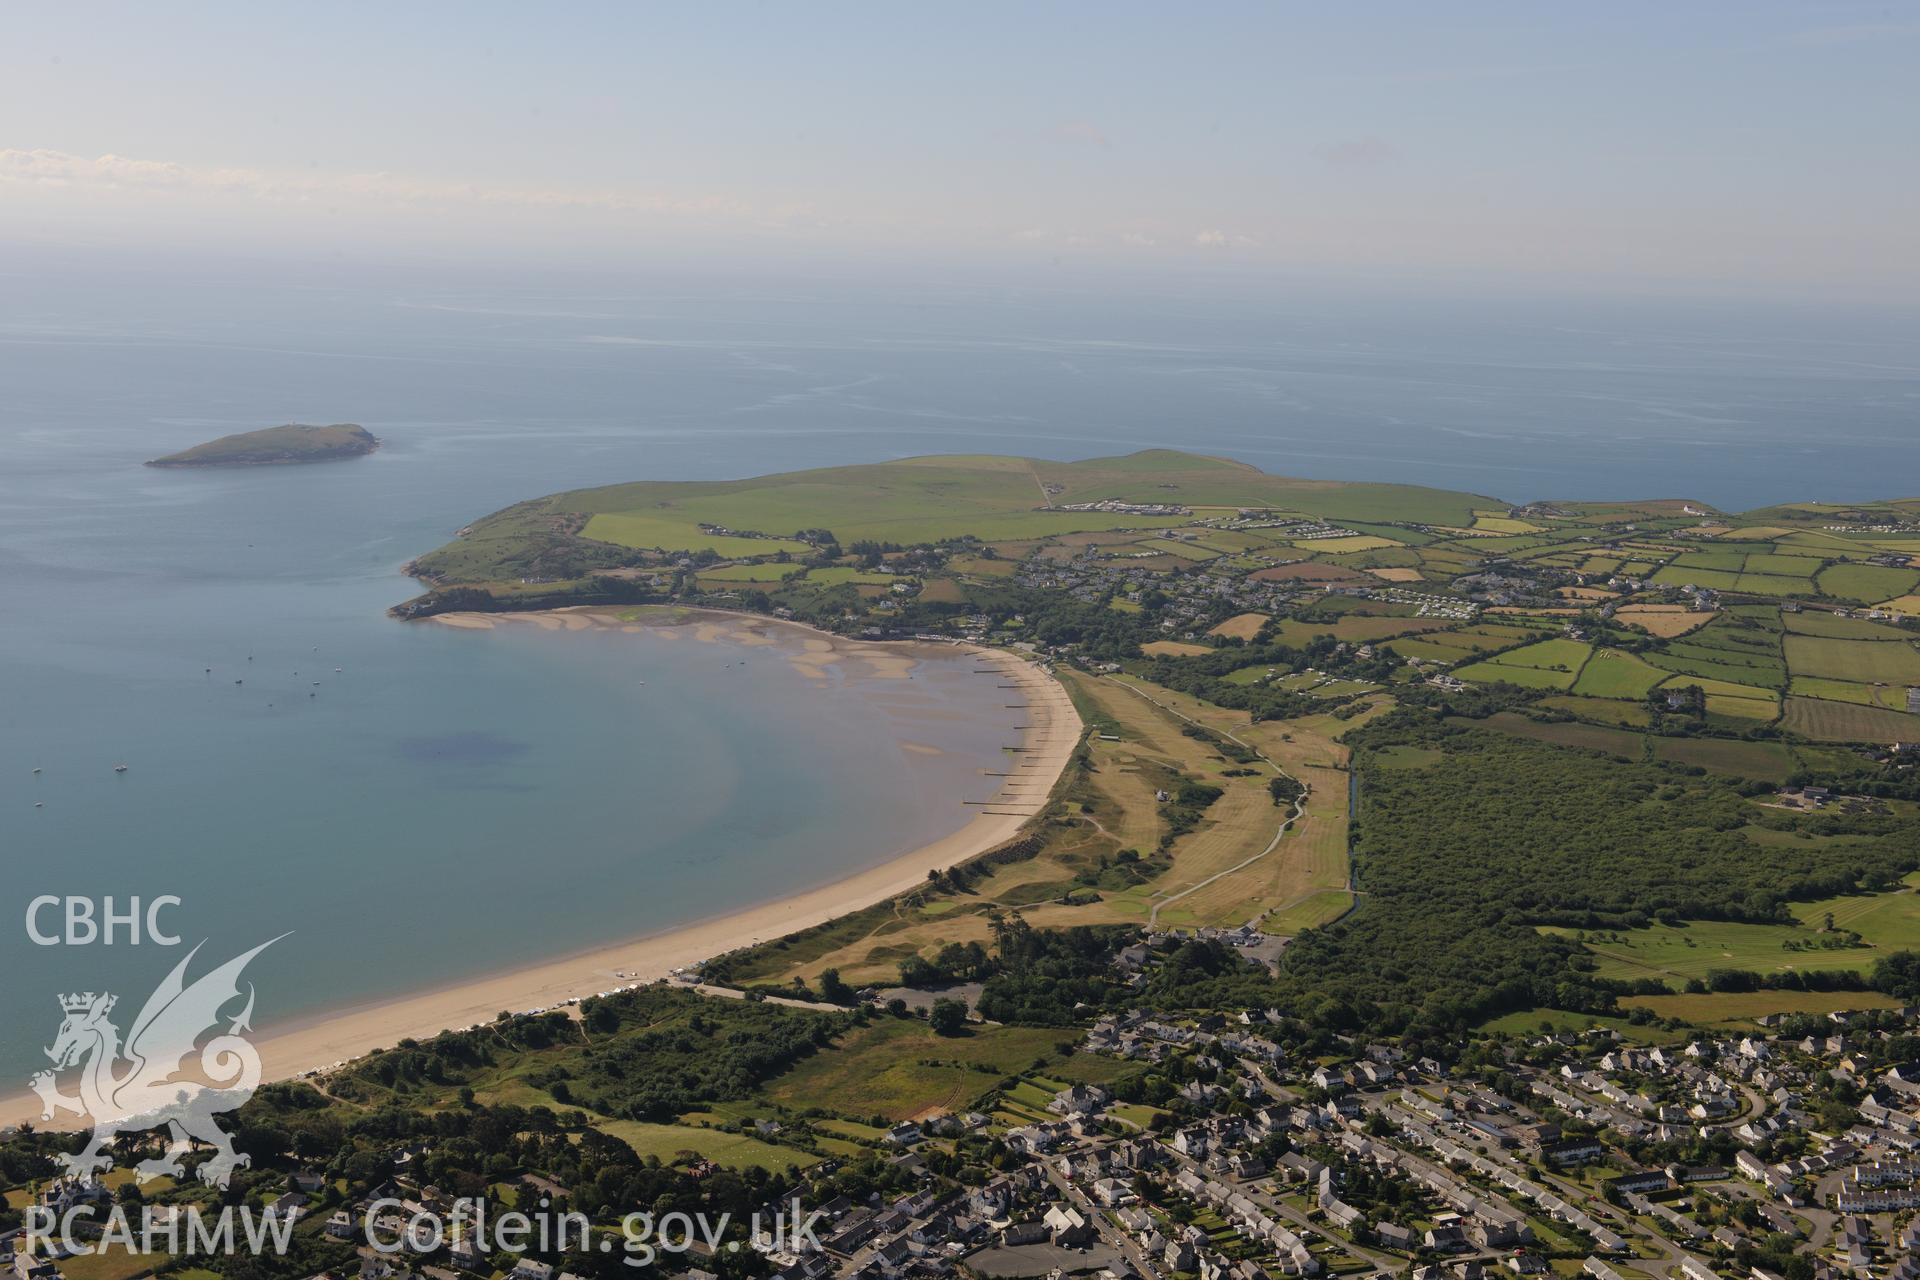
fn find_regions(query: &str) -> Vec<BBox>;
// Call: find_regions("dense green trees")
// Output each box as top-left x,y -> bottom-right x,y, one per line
1141,708 -> 1920,1039
929,997 -> 969,1035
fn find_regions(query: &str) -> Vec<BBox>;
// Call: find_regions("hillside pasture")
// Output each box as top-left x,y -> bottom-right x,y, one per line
1571,650 -> 1669,699
1537,695 -> 1652,727
1615,604 -> 1713,638
1784,697 -> 1920,742
1784,634 -> 1920,685
1785,610 -> 1916,640
1477,712 -> 1644,758
1450,660 -> 1578,690
1789,677 -> 1915,710
762,1019 -> 1089,1122
584,513 -> 812,557
1272,616 -> 1456,646
1208,612 -> 1270,640
1819,562 -> 1920,603
1287,534 -> 1402,554
1648,736 -> 1795,780
698,562 -> 804,582
1622,990 -> 1901,1026
1142,640 -> 1213,658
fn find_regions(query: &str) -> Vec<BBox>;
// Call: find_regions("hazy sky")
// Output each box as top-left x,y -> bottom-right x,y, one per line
4,2 -> 1916,298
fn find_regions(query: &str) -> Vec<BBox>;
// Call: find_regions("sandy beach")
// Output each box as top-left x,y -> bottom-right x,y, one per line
0,608 -> 1081,1130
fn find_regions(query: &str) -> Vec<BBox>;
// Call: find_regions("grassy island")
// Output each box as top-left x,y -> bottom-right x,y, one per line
145,422 -> 378,467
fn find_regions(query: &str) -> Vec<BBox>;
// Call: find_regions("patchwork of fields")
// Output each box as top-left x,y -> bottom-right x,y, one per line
403,452 -> 1920,1039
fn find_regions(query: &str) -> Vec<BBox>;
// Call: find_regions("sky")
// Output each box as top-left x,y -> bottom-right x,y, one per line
3,1 -> 1917,300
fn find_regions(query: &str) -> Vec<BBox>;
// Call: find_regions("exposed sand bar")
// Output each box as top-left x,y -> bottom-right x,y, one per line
0,608 -> 1081,1129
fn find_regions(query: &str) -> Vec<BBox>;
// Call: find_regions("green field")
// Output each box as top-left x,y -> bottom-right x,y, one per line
1622,989 -> 1903,1026
1784,696 -> 1920,741
1538,695 -> 1652,726
1481,637 -> 1592,670
597,1119 -> 822,1170
699,562 -> 806,582
1652,565 -> 1742,593
1789,676 -> 1914,709
1784,633 -> 1920,684
408,450 -> 1498,596
584,512 -> 812,557
1265,889 -> 1356,933
1786,610 -> 1916,639
1452,659 -> 1578,689
1661,674 -> 1780,701
1819,562 -> 1920,603
1478,1007 -> 1687,1043
1647,650 -> 1787,689
761,1019 -> 1096,1121
1549,919 -> 1876,986
1706,694 -> 1780,720
805,565 -> 901,585
1648,736 -> 1795,779
1571,649 -> 1669,699
1560,877 -> 1920,990
1478,711 -> 1644,757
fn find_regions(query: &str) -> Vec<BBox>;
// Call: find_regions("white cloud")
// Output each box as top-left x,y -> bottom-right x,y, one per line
1193,229 -> 1259,249
0,148 -> 772,222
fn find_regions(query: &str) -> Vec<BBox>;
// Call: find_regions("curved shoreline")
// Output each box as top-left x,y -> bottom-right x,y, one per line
0,608 -> 1082,1130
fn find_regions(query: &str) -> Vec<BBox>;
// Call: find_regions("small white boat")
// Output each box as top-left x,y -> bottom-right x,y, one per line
113,764 -> 128,773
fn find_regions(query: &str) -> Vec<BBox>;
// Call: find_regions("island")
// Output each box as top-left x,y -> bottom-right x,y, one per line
145,422 -> 379,467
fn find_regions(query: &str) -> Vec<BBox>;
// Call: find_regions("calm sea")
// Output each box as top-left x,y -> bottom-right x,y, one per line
2,258 -> 1915,1079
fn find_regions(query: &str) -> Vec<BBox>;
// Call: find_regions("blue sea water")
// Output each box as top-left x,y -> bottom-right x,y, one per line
2,257 -> 1915,1082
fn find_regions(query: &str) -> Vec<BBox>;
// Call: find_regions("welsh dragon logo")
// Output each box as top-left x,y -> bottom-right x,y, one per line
28,938 -> 283,1188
